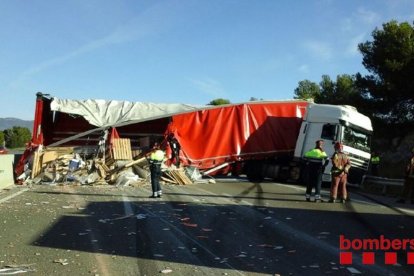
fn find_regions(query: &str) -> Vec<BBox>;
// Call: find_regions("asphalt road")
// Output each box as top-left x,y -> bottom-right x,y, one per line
0,179 -> 413,276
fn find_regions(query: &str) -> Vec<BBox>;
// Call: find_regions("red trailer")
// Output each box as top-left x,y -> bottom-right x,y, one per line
167,101 -> 307,176
16,93 -> 308,181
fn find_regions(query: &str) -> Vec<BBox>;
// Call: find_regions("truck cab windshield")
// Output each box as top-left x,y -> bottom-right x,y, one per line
343,126 -> 371,152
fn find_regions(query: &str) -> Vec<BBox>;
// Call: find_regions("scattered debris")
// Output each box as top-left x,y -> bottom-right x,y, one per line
162,169 -> 192,185
182,222 -> 198,228
346,267 -> 361,274
0,264 -> 36,275
19,137 -> 196,188
53,259 -> 69,265
136,214 -> 147,220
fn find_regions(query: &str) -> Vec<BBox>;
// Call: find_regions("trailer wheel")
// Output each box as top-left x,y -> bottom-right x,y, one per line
245,160 -> 264,182
289,166 -> 301,182
277,166 -> 290,182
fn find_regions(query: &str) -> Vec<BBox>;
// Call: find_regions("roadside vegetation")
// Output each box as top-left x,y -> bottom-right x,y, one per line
0,126 -> 31,149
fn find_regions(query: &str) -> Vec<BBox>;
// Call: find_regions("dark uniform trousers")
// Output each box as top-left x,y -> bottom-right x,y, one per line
305,160 -> 324,197
150,162 -> 162,194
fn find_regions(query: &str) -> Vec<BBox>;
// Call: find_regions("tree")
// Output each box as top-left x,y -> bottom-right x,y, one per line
356,20 -> 414,125
0,131 -> 4,146
317,74 -> 361,106
294,76 -> 362,106
318,75 -> 335,103
3,127 -> 31,148
293,80 -> 320,100
208,98 -> 231,105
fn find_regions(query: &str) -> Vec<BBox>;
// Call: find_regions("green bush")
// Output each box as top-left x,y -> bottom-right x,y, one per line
3,126 -> 31,148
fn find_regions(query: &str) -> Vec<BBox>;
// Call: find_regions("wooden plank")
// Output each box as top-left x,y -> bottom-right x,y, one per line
172,170 -> 185,184
112,138 -> 132,160
161,176 -> 176,184
163,171 -> 177,183
165,170 -> 181,184
31,151 -> 43,178
170,169 -> 191,185
44,147 -> 74,156
183,171 -> 193,184
96,164 -> 106,178
42,151 -> 59,164
177,170 -> 191,185
101,163 -> 110,172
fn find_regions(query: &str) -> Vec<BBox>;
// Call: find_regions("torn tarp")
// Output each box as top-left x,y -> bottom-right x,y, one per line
50,97 -> 202,128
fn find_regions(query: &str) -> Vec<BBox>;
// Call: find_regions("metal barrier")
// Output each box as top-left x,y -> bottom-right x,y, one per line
361,175 -> 404,195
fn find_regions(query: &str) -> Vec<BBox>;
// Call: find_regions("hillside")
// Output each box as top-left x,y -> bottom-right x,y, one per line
0,117 -> 33,131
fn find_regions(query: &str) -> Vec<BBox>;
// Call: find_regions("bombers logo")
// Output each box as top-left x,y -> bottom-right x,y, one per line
339,235 -> 414,265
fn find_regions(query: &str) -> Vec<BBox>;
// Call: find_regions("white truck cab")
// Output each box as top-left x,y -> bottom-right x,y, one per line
294,103 -> 373,185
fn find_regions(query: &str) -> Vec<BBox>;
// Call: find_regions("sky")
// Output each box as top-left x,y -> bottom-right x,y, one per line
1,0 -> 414,120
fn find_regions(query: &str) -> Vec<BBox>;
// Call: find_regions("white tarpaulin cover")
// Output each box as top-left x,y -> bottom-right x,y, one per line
50,98 -> 202,127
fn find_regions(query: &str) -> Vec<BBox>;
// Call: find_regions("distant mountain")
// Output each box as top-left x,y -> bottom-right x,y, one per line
0,118 -> 33,131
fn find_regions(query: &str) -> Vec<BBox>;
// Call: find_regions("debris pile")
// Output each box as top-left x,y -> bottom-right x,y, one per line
19,138 -> 195,187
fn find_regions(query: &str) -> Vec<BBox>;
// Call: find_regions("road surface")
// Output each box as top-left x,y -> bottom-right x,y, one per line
0,179 -> 413,275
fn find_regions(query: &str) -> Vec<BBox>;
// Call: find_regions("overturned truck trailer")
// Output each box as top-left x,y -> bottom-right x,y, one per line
17,92 -> 373,184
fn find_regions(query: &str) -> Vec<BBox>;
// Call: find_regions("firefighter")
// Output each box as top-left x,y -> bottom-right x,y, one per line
396,147 -> 414,204
304,140 -> 328,202
370,151 -> 380,176
147,142 -> 165,198
329,142 -> 351,203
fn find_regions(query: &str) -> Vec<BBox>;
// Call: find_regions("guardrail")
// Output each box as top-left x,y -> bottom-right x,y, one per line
361,175 -> 404,195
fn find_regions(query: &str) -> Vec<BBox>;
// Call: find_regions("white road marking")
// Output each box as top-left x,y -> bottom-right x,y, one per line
122,195 -> 134,216
0,188 -> 29,203
278,183 -> 306,192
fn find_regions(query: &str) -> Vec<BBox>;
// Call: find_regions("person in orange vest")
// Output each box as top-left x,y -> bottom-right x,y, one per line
396,147 -> 414,204
303,140 -> 328,202
329,142 -> 351,203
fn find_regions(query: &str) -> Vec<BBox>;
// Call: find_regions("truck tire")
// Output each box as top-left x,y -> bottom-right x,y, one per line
289,166 -> 301,182
277,166 -> 290,182
245,160 -> 264,182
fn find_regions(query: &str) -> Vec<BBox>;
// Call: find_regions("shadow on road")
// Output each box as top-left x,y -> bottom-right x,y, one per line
31,194 -> 414,275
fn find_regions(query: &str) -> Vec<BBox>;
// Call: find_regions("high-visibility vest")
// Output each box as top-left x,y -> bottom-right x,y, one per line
371,156 -> 380,164
150,150 -> 165,163
304,148 -> 327,159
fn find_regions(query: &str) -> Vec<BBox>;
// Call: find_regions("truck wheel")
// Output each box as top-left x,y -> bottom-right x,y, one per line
277,166 -> 290,182
289,166 -> 301,182
245,161 -> 264,182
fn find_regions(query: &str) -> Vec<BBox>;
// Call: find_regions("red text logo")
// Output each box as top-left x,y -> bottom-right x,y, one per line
339,235 -> 414,265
